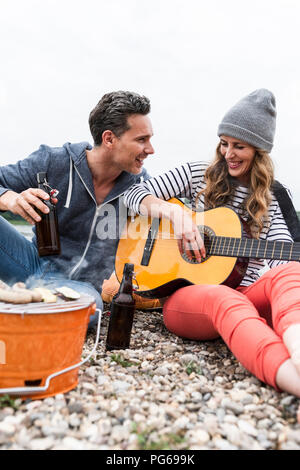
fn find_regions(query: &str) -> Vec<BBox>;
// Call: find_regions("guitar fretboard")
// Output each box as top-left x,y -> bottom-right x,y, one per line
207,236 -> 300,261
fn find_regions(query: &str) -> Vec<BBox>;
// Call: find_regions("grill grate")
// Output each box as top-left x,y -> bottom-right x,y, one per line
0,294 -> 95,315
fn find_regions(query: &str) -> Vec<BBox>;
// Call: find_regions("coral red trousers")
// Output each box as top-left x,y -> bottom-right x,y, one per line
163,262 -> 300,389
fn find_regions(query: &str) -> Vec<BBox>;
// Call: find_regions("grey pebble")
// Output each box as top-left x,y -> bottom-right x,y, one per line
67,403 -> 84,414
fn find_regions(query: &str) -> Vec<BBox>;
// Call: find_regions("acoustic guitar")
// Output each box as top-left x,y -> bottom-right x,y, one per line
115,198 -> 298,298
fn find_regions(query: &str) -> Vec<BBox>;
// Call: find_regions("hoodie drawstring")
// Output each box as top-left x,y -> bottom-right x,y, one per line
64,155 -> 73,209
64,159 -> 144,209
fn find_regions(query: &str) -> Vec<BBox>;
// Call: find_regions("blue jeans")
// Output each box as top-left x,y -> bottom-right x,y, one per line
0,216 -> 102,329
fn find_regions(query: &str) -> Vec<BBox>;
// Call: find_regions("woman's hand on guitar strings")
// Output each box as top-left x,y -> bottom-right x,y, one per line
139,195 -> 205,263
171,207 -> 206,262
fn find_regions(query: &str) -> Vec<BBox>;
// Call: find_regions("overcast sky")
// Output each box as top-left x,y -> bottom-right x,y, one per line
1,0 -> 300,206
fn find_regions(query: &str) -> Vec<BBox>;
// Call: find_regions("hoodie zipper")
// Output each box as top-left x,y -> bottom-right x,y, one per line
69,196 -> 124,279
69,166 -> 125,278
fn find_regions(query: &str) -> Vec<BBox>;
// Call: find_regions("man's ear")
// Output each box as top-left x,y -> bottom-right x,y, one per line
102,130 -> 116,148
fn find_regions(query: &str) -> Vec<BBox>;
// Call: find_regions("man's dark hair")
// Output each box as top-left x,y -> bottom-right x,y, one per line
89,91 -> 151,146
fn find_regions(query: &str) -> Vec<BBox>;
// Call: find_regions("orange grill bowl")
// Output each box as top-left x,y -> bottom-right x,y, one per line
0,296 -> 96,399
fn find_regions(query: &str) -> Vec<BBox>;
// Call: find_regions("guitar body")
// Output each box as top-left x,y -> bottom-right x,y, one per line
115,198 -> 249,298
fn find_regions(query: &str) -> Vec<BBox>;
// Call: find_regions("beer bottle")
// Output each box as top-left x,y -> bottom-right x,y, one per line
106,264 -> 136,350
35,172 -> 61,256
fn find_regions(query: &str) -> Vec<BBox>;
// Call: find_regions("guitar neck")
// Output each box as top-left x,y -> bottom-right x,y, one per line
208,236 -> 300,261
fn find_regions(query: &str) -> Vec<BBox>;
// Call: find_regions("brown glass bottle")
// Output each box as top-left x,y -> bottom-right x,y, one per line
106,263 -> 135,351
35,172 -> 61,256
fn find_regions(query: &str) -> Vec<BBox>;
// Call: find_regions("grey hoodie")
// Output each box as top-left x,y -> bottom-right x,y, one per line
0,142 -> 149,290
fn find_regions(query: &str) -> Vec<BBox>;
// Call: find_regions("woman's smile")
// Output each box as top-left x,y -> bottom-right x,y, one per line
227,160 -> 243,169
220,135 -> 256,185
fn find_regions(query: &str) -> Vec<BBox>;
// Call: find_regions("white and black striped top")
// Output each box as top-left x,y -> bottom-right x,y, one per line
123,161 -> 294,287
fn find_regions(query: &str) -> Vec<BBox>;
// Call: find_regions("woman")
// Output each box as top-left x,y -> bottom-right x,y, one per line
124,89 -> 300,402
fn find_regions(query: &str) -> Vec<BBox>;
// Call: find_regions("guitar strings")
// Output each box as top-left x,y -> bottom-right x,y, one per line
133,236 -> 300,261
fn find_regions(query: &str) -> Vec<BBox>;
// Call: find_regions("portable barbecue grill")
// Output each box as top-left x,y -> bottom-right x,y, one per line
0,295 -> 101,399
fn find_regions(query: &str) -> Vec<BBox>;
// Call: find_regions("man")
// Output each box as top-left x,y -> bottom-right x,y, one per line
0,91 -> 154,328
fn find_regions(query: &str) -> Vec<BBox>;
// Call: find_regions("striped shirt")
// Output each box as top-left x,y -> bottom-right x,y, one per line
123,161 -> 294,286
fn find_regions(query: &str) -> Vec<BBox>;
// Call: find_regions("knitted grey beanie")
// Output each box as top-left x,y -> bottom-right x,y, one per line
217,89 -> 276,152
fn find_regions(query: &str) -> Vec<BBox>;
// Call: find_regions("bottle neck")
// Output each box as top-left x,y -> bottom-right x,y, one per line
119,273 -> 133,295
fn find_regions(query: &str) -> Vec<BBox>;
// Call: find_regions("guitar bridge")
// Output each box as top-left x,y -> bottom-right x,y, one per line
140,218 -> 160,266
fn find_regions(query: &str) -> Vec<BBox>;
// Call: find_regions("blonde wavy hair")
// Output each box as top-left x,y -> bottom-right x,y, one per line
197,143 -> 274,237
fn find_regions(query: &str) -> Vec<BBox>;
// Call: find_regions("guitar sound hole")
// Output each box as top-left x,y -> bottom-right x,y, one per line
180,226 -> 214,264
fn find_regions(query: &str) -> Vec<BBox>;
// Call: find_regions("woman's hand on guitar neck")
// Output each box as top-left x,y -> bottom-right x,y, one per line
140,195 -> 206,262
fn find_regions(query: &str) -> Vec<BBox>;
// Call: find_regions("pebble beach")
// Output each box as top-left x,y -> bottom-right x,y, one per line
1,305 -> 300,451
